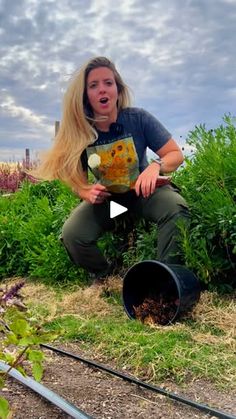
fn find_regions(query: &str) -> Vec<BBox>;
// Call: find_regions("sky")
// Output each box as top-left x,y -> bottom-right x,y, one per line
0,0 -> 235,162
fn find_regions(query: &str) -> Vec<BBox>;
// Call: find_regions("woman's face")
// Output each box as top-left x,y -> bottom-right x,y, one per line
86,66 -> 118,121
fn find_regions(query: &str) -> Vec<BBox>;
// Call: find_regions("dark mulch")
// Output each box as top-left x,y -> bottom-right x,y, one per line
134,296 -> 179,325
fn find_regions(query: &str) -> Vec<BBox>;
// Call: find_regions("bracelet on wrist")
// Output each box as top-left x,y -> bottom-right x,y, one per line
152,159 -> 165,174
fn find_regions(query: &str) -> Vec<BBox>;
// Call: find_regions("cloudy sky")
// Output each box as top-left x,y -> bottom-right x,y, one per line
0,0 -> 235,161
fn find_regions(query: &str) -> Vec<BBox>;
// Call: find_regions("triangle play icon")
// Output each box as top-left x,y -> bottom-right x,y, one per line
110,201 -> 128,219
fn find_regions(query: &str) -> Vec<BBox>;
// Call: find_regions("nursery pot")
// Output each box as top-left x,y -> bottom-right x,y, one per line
122,260 -> 201,325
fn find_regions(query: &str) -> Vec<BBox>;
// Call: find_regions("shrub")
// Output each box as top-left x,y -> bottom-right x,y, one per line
0,180 -> 86,285
173,114 -> 236,289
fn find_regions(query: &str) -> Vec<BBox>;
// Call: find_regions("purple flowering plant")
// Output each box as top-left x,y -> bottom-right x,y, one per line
0,162 -> 38,194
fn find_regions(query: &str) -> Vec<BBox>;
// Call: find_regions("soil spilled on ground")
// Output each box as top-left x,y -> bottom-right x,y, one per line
134,294 -> 179,325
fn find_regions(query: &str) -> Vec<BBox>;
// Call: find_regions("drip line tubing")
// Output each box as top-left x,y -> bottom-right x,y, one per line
0,361 -> 91,419
41,344 -> 236,419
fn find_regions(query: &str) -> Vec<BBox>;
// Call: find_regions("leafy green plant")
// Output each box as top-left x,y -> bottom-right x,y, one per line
0,180 -> 87,285
122,221 -> 157,268
0,281 -> 57,418
173,114 -> 236,288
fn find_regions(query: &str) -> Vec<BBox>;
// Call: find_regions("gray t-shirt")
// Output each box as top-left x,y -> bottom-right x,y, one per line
82,107 -> 171,173
117,107 -> 171,171
81,107 -> 171,192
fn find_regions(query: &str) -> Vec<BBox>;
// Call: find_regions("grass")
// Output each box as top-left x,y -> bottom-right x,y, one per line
3,276 -> 236,390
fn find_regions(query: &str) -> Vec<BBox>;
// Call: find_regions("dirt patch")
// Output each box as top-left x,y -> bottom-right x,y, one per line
1,342 -> 236,419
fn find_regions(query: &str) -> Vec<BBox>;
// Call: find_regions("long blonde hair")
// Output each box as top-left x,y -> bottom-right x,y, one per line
34,56 -> 132,191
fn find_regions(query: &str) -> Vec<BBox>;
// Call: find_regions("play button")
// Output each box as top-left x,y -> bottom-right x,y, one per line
110,201 -> 128,218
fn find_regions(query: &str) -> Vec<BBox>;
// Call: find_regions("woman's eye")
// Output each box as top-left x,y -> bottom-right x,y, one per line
106,80 -> 113,86
89,83 -> 97,89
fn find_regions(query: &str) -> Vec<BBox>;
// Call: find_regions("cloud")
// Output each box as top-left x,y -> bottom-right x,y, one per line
1,92 -> 49,127
0,0 -> 235,160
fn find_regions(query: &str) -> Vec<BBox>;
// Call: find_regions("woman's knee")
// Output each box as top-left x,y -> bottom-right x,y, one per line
61,219 -> 77,244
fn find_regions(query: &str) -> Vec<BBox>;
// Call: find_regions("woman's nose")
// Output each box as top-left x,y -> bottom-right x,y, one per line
98,83 -> 106,93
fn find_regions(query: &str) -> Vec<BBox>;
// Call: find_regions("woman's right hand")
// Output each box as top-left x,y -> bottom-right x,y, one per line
80,183 -> 111,204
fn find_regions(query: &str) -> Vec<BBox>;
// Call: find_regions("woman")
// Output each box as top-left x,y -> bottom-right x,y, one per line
36,56 -> 189,280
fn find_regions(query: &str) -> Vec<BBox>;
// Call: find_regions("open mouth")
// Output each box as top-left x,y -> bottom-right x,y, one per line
99,97 -> 109,104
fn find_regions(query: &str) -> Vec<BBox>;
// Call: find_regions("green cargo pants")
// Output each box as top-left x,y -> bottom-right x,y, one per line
61,184 -> 190,274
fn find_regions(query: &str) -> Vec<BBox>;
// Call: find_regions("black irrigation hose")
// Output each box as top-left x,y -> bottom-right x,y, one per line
0,361 -> 91,419
41,344 -> 236,419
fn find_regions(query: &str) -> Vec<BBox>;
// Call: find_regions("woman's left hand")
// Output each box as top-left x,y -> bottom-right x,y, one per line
135,138 -> 183,198
135,162 -> 161,198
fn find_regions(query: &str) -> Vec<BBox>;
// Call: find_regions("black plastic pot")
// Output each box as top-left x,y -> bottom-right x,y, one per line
122,260 -> 201,325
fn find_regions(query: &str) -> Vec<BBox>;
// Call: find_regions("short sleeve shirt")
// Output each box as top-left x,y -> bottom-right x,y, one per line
81,107 -> 171,193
